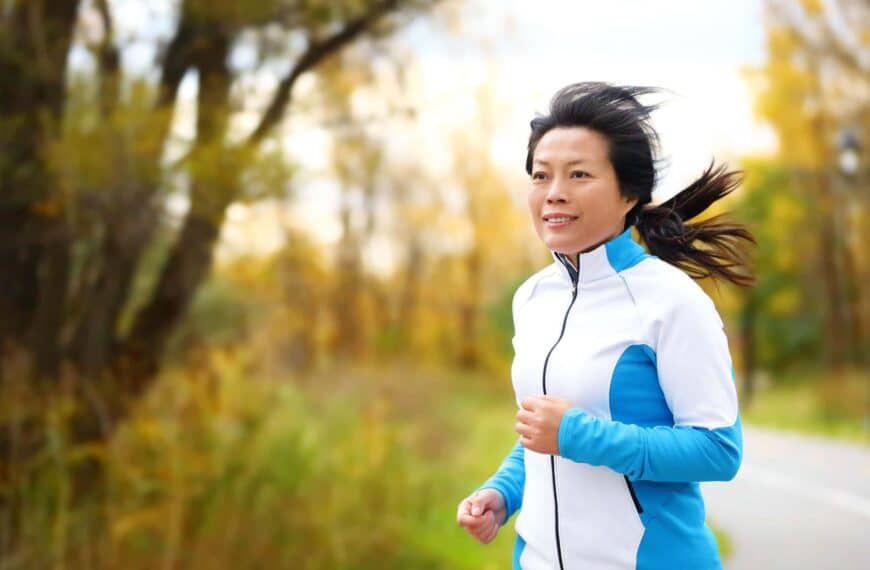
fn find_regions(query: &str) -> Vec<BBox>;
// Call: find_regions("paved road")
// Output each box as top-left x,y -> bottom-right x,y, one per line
703,425 -> 870,569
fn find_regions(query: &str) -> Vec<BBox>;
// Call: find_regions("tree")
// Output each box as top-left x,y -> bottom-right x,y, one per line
0,0 -> 441,437
744,0 -> 868,372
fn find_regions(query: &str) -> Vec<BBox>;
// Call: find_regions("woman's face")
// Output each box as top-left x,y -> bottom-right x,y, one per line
528,126 -> 638,256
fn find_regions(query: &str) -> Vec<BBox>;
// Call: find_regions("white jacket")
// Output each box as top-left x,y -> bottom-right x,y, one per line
475,227 -> 742,570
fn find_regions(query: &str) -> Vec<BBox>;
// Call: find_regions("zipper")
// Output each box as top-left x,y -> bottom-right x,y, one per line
624,476 -> 643,514
541,260 -> 579,570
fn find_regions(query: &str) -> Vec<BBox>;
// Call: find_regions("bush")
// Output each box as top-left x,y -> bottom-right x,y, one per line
3,348 -> 446,569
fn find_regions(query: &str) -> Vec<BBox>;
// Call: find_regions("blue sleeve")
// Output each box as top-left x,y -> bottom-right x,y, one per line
558,280 -> 743,482
474,437 -> 525,525
557,410 -> 742,482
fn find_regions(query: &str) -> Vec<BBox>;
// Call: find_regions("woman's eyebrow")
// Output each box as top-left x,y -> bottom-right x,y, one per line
533,159 -> 588,166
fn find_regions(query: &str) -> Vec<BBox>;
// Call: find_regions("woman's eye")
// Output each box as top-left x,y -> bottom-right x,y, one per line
571,170 -> 589,178
532,172 -> 547,180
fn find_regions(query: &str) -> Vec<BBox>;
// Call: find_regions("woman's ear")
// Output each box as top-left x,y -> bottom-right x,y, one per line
623,195 -> 639,214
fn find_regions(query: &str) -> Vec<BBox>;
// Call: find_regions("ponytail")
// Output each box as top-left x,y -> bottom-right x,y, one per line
633,159 -> 756,287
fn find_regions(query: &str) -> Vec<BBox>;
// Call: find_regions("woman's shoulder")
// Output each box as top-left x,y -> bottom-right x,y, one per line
512,263 -> 558,312
625,256 -> 720,318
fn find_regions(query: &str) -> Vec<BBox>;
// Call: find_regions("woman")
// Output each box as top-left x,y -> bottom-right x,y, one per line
456,82 -> 755,569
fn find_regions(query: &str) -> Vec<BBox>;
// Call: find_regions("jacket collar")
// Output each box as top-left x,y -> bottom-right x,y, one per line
550,228 -> 648,286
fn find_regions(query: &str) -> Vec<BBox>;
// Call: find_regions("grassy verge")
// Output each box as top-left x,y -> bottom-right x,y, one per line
742,369 -> 869,444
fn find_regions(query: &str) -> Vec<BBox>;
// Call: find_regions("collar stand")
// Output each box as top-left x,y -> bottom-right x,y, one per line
549,228 -> 646,285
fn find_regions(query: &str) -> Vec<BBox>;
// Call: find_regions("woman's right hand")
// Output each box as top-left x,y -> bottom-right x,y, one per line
456,488 -> 507,544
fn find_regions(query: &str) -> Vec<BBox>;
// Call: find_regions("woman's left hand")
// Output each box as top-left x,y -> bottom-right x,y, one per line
515,395 -> 574,456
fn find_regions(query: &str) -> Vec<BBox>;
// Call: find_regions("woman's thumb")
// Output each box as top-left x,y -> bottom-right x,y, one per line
470,491 -> 491,516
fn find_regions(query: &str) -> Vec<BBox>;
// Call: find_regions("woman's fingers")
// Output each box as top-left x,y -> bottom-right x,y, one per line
457,496 -> 485,523
457,492 -> 502,544
458,512 -> 496,541
457,499 -> 488,532
471,511 -> 495,537
456,498 -> 472,525
459,510 -> 489,531
476,512 -> 499,543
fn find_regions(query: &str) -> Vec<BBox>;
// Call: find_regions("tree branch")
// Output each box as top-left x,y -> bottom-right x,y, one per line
157,14 -> 196,109
246,0 -> 401,145
94,0 -> 120,115
772,0 -> 869,77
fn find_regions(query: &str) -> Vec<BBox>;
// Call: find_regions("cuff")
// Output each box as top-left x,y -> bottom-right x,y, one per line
557,407 -> 590,462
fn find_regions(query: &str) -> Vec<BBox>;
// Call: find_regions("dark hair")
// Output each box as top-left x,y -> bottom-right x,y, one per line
526,81 -> 756,287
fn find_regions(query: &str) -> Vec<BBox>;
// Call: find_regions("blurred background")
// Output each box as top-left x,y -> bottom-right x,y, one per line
0,0 -> 867,568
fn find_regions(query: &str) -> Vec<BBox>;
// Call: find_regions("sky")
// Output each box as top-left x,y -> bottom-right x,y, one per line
397,0 -> 776,191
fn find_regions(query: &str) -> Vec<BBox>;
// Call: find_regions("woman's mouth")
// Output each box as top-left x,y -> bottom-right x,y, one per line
543,215 -> 578,228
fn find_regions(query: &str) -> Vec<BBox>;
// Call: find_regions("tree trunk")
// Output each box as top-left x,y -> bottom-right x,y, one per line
118,188 -> 230,386
817,172 -> 848,371
67,6 -> 196,377
456,247 -> 482,369
397,238 -> 423,347
0,0 -> 79,352
70,218 -> 155,375
116,30 -> 232,390
29,230 -> 72,378
331,185 -> 365,360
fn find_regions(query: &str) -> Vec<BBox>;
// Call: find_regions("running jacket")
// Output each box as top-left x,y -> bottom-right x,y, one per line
475,227 -> 742,570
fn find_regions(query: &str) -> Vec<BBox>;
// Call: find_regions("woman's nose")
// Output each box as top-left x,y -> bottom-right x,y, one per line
545,178 -> 568,202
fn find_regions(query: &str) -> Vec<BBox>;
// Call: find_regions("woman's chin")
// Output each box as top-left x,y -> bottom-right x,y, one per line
544,237 -> 582,254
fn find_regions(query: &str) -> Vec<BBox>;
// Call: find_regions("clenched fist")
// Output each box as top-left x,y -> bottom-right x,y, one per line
456,488 -> 506,544
515,394 -> 573,455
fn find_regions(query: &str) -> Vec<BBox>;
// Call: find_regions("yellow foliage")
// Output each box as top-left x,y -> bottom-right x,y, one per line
799,0 -> 824,15
749,27 -> 830,170
767,288 -> 801,315
111,504 -> 173,541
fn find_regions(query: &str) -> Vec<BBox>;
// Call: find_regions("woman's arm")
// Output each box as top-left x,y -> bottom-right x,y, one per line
474,437 -> 525,524
557,284 -> 742,482
557,411 -> 741,482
